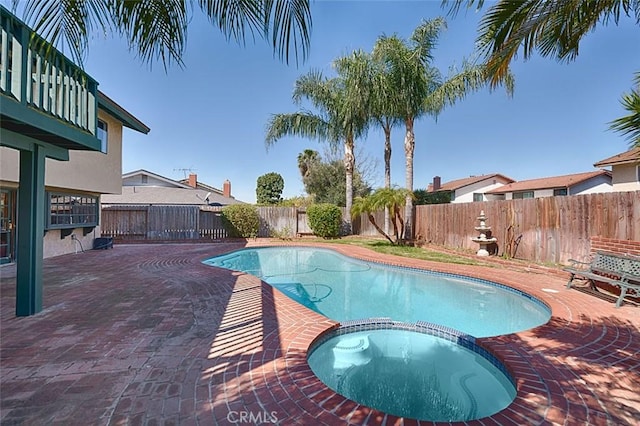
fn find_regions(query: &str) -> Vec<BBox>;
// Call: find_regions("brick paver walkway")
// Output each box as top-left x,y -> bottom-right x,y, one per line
1,242 -> 638,425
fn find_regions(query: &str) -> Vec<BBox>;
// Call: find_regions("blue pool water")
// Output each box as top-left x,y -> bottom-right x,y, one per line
307,326 -> 516,422
203,246 -> 550,337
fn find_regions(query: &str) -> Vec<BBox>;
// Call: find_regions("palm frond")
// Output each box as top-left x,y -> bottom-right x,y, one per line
410,17 -> 447,65
198,0 -> 311,65
441,0 -> 486,17
264,0 -> 312,65
265,112 -> 334,147
22,0 -> 110,67
476,0 -> 640,87
609,72 -> 640,147
198,0 -> 263,44
111,0 -> 188,70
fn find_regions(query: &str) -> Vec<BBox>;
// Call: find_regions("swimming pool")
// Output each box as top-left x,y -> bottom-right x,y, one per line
203,246 -> 550,337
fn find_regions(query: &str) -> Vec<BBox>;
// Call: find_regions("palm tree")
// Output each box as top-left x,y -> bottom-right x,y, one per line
609,72 -> 640,147
372,18 -> 514,241
11,0 -> 312,68
444,0 -> 640,144
265,65 -> 369,231
297,149 -> 321,179
351,187 -> 413,244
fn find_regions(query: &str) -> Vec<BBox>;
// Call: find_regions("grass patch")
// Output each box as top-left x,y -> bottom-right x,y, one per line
303,236 -> 481,266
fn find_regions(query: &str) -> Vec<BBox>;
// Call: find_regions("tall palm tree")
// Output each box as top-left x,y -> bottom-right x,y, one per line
11,0 -> 312,68
609,72 -> 640,148
265,65 -> 369,231
444,0 -> 640,144
373,18 -> 514,241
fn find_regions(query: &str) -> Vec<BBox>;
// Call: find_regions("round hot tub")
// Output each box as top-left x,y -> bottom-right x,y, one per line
307,320 -> 516,422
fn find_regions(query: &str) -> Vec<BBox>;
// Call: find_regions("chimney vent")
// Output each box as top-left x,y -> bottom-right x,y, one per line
188,173 -> 197,188
223,180 -> 231,198
433,176 -> 441,191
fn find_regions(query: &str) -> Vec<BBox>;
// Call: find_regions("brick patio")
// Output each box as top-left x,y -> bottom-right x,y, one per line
1,241 -> 638,425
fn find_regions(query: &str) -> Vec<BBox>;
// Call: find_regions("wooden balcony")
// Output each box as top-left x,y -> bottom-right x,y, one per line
0,5 -> 100,151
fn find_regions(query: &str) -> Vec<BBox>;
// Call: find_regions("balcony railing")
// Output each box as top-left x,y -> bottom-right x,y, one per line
0,6 -> 99,149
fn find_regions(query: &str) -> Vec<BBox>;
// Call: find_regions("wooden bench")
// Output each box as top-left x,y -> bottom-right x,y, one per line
564,251 -> 640,308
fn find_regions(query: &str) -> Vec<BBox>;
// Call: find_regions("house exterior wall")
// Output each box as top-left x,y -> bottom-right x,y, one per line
0,110 -> 127,259
611,163 -> 640,191
569,175 -> 612,195
451,177 -> 513,203
0,110 -> 123,194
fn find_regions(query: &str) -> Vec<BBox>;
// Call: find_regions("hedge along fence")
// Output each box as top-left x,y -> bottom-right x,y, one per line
413,191 -> 639,264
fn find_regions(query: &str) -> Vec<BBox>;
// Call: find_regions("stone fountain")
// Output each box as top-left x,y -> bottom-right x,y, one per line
471,210 -> 497,256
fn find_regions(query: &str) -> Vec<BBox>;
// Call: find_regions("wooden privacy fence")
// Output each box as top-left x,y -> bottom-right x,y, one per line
101,205 -> 227,240
101,191 -> 638,264
414,191 -> 639,264
101,205 -> 322,240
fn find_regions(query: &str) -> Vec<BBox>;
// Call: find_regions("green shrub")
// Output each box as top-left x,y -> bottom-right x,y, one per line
307,203 -> 342,238
222,204 -> 260,238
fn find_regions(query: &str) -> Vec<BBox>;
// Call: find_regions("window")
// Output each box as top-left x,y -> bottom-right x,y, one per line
553,188 -> 568,196
473,193 -> 483,202
46,192 -> 98,229
97,120 -> 108,153
513,191 -> 534,199
141,175 -> 148,184
637,165 -> 640,182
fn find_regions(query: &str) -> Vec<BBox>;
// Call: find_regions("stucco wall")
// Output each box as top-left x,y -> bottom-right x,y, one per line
452,177 -> 513,203
0,110 -> 123,194
43,226 -> 102,258
611,164 -> 640,191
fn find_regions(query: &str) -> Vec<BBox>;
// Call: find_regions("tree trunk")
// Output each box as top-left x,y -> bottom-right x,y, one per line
403,118 -> 415,241
344,135 -> 355,234
368,214 -> 394,244
383,125 -> 392,235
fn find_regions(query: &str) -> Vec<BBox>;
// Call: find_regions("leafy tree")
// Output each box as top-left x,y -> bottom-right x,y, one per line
265,64 -> 370,232
414,189 -> 452,205
303,159 -> 371,206
444,0 -> 640,146
256,172 -> 284,204
372,18 -> 513,240
11,0 -> 312,68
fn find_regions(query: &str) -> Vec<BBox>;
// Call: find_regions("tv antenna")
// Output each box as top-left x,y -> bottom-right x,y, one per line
173,168 -> 196,179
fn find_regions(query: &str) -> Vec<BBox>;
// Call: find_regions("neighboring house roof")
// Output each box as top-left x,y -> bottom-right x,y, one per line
101,186 -> 241,206
122,169 -> 193,189
107,169 -> 242,205
430,173 -> 515,192
98,91 -> 150,134
487,170 -> 611,194
177,178 -> 224,195
593,147 -> 640,167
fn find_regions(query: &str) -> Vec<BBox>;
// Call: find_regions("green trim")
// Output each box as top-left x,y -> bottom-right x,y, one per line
98,91 -> 150,134
1,95 -> 101,151
16,146 -> 46,316
0,128 -> 69,161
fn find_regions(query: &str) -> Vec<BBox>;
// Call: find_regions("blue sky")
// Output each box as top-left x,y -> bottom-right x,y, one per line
25,1 -> 640,203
